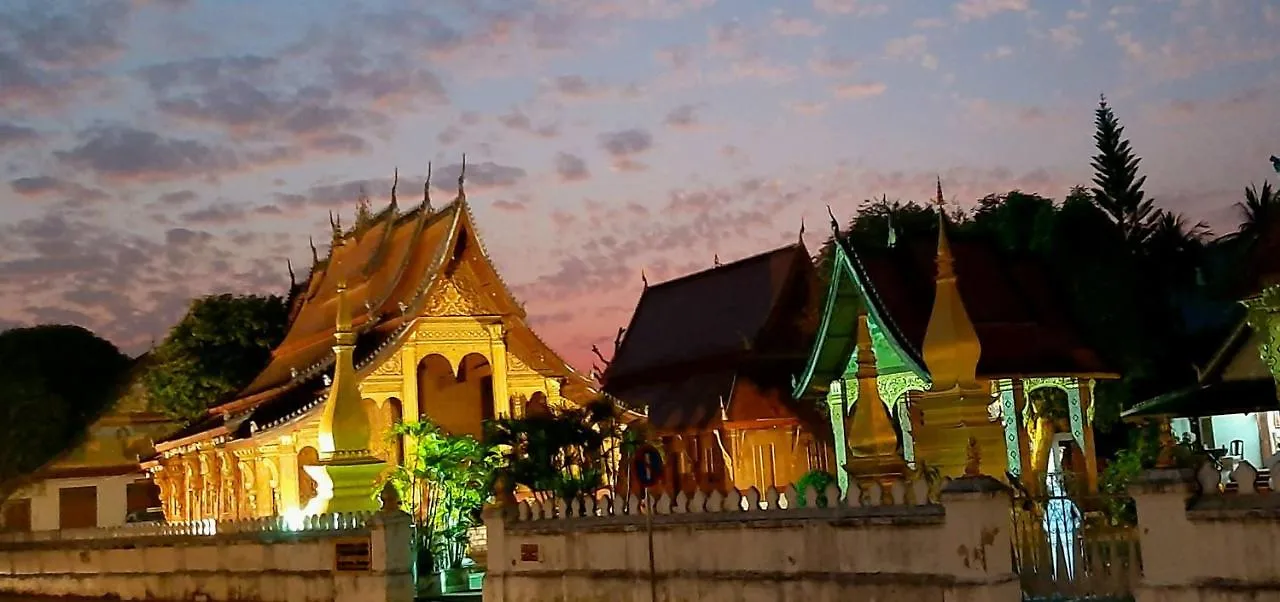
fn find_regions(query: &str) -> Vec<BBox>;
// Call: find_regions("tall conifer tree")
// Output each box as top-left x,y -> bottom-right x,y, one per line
1090,95 -> 1158,246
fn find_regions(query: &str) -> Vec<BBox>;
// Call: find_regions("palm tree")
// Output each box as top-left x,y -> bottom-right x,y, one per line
1237,182 -> 1278,241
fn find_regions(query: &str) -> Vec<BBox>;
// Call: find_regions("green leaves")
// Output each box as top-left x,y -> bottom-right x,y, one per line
386,420 -> 497,572
0,325 -> 130,495
143,294 -> 287,420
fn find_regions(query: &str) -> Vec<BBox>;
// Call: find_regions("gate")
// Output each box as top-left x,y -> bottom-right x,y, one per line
1010,491 -> 1142,601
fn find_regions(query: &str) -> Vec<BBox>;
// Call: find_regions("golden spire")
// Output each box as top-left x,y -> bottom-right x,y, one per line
921,177 -> 982,392
319,274 -> 367,453
846,313 -> 905,465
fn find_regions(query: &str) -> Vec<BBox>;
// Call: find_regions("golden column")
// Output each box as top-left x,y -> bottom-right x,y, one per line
312,276 -> 386,513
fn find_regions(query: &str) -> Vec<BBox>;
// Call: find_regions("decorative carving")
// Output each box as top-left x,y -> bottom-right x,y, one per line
1023,377 -> 1076,393
373,354 -> 402,376
424,278 -> 486,317
876,372 -> 927,407
964,436 -> 981,477
238,460 -> 257,517
506,351 -> 531,372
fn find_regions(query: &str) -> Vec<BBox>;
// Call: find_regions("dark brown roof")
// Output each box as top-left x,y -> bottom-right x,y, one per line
603,243 -> 821,431
604,244 -> 813,384
848,232 -> 1114,378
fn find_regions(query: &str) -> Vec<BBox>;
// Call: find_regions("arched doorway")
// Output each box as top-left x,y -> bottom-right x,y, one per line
417,352 -> 494,438
380,397 -> 404,465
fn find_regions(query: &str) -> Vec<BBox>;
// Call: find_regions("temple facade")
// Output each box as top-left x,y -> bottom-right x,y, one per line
143,167 -> 593,522
794,183 -> 1118,494
601,243 -> 833,494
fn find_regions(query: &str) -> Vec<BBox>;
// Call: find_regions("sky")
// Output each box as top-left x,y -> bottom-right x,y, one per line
1,0 -> 1278,372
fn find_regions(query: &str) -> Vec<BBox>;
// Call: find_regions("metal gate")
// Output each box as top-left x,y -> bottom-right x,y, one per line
1010,491 -> 1142,601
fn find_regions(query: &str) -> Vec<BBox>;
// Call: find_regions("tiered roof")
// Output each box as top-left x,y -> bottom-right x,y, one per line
156,170 -> 592,451
602,243 -> 824,432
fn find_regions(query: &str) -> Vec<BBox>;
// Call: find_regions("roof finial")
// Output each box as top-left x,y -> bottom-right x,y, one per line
920,175 -> 980,393
423,162 -> 433,213
457,153 -> 467,200
309,236 -> 318,263
287,258 -> 296,288
641,268 -> 649,288
714,253 -> 721,267
934,175 -> 945,209
798,216 -> 806,244
329,211 -> 342,240
390,167 -> 398,209
826,204 -> 840,236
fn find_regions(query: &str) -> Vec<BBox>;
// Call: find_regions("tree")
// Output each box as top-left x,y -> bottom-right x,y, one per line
1090,96 -> 1159,246
0,325 -> 131,497
1238,182 -> 1278,241
967,190 -> 1058,254
484,397 -> 636,503
144,294 -> 288,420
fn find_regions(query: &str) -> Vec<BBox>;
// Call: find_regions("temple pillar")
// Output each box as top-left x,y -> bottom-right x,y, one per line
1078,379 -> 1100,493
997,380 -> 1021,477
827,378 -> 850,493
274,445 -> 301,513
398,344 -> 419,424
1012,379 -> 1032,482
486,322 -> 511,418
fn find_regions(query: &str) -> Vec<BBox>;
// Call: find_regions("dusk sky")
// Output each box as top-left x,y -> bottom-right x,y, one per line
1,0 -> 1278,371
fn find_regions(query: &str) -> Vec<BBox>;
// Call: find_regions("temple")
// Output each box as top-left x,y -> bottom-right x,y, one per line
601,243 -> 833,493
794,182 -> 1118,494
143,164 -> 594,521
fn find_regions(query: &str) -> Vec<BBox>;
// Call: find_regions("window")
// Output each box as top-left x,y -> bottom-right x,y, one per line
127,481 -> 162,515
59,486 -> 98,530
1,499 -> 31,533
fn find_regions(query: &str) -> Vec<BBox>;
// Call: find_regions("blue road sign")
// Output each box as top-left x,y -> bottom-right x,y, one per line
633,445 -> 664,487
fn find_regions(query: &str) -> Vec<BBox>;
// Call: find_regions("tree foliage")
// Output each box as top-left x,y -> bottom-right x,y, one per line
144,294 -> 288,420
1090,95 -> 1159,246
0,325 -> 131,495
485,397 -> 645,502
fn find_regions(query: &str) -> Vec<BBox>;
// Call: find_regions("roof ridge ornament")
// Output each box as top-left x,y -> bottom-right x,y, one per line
389,167 -> 398,211
826,205 -> 840,236
641,268 -> 649,288
457,153 -> 467,202
798,216 -> 806,245
423,162 -> 433,213
287,259 -> 296,288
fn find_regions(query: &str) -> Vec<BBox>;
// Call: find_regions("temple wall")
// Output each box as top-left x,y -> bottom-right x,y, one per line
0,510 -> 413,602
483,476 -> 1018,602
1130,462 -> 1280,602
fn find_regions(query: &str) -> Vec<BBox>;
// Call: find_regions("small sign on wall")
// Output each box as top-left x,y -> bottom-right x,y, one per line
519,543 -> 540,562
335,537 -> 372,572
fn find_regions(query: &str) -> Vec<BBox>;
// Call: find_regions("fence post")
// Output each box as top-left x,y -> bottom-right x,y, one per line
481,502 -> 509,602
1127,468 -> 1197,602
370,483 -> 414,602
939,476 -> 1020,602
